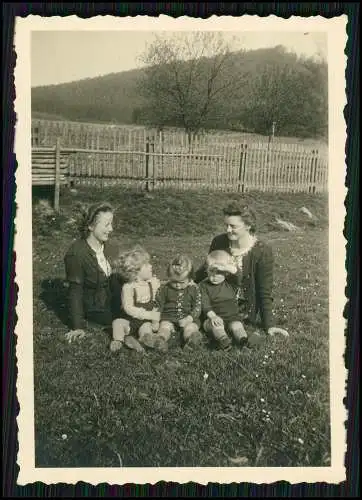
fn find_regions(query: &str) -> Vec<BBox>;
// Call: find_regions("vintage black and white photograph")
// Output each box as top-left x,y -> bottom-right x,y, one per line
15,15 -> 347,485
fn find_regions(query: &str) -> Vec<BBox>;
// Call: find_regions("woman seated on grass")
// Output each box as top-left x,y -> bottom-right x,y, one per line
63,202 -> 132,347
195,201 -> 289,340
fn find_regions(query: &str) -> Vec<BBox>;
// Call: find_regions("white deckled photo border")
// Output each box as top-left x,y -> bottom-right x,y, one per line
14,14 -> 348,485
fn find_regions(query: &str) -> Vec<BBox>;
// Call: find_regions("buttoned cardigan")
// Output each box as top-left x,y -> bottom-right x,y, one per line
155,282 -> 202,324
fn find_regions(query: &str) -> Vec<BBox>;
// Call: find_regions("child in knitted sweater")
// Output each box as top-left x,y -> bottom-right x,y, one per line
199,250 -> 251,350
154,255 -> 203,352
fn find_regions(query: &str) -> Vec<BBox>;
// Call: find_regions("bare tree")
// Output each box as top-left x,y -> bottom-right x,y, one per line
137,32 -> 246,144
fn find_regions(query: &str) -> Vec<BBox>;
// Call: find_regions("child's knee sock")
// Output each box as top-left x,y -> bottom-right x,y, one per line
212,326 -> 228,341
232,327 -> 248,343
112,321 -> 126,343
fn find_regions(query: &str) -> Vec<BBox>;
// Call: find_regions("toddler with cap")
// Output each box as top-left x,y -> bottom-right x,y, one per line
199,250 -> 252,350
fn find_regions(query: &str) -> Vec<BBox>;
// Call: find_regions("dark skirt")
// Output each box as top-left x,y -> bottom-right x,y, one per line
85,310 -> 113,327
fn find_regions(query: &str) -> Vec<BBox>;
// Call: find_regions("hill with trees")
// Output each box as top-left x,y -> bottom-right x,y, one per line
32,45 -> 328,139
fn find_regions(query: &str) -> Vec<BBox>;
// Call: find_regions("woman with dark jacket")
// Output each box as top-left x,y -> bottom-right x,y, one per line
64,202 -> 139,350
195,202 -> 289,339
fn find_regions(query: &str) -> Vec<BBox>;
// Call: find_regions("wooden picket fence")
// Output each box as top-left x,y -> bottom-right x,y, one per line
31,119 -> 328,193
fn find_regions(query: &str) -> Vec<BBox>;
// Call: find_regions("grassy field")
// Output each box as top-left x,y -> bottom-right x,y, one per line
32,186 -> 330,468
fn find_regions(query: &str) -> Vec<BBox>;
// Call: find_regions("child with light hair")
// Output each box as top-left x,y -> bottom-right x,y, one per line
199,250 -> 250,350
154,255 -> 202,352
110,245 -> 161,352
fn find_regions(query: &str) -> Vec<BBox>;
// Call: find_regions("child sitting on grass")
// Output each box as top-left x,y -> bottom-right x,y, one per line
199,250 -> 261,350
110,245 -> 160,353
154,255 -> 203,352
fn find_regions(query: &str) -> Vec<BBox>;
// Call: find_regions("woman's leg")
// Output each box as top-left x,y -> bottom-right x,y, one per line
203,319 -> 231,350
228,321 -> 248,346
110,318 -> 130,352
86,310 -> 113,327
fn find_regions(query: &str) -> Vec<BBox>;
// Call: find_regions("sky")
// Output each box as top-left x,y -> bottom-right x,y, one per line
31,30 -> 327,88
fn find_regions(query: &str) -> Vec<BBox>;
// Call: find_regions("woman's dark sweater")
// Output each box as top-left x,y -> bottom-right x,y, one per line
64,239 -> 122,330
194,234 -> 275,332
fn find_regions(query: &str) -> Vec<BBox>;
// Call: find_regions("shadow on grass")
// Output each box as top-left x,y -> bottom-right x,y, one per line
40,278 -> 69,327
39,274 -> 125,337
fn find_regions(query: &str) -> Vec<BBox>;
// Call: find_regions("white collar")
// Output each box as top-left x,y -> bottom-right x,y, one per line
229,235 -> 257,256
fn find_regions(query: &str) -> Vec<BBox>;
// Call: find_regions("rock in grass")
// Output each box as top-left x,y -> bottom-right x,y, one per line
300,206 -> 315,219
275,217 -> 300,232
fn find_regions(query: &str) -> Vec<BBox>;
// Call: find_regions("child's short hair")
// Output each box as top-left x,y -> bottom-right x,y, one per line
113,245 -> 150,282
167,255 -> 194,280
206,250 -> 234,272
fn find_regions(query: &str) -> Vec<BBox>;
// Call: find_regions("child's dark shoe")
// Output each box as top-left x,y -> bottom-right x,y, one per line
140,332 -> 157,349
154,337 -> 168,353
184,331 -> 203,349
238,335 -> 248,349
217,335 -> 232,351
124,336 -> 145,353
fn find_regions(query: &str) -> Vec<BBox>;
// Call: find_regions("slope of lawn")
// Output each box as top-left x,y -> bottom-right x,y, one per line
32,186 -> 330,467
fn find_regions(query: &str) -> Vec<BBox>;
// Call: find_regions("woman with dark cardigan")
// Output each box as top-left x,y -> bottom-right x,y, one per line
194,202 -> 289,340
63,202 -> 142,351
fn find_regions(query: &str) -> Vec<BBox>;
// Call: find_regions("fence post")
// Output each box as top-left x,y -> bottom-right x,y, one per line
312,149 -> 319,194
151,137 -> 155,191
309,149 -> 318,193
54,138 -> 61,212
238,143 -> 248,192
160,128 -> 164,185
145,136 -> 150,192
32,126 -> 39,147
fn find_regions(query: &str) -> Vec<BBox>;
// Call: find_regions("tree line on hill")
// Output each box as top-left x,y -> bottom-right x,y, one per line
32,38 -> 327,141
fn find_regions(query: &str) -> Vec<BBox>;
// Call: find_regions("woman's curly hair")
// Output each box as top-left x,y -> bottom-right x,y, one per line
223,201 -> 257,234
113,245 -> 151,282
77,202 -> 114,239
167,254 -> 194,280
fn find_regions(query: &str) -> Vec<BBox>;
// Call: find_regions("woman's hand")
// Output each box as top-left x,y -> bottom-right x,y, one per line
212,263 -> 237,275
268,326 -> 289,337
65,329 -> 86,343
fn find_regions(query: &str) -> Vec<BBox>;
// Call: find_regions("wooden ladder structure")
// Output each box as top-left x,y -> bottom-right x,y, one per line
32,138 -> 75,211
